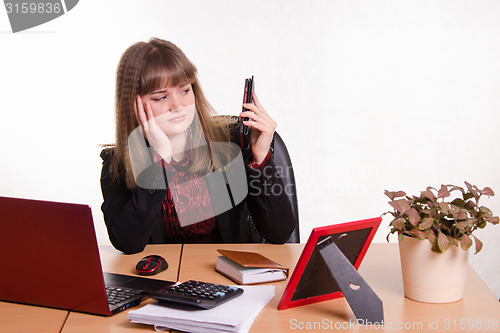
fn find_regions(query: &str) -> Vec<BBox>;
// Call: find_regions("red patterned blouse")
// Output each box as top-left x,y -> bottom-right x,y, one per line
155,150 -> 271,243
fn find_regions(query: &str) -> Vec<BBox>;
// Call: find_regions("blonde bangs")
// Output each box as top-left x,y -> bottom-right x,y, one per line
139,48 -> 196,95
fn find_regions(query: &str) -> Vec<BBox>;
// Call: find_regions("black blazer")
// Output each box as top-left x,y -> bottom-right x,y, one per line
100,124 -> 297,254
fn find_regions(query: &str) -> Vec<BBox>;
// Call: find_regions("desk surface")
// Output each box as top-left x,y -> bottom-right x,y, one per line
2,243 -> 499,333
0,301 -> 68,333
0,244 -> 182,333
178,243 -> 500,333
60,244 -> 181,333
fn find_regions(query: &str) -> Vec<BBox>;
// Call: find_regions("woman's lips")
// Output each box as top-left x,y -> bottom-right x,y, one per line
169,115 -> 186,122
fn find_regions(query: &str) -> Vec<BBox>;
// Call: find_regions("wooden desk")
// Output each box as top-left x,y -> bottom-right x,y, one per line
4,243 -> 499,333
0,245 -> 183,333
178,243 -> 305,332
179,243 -> 500,333
61,244 -> 181,333
0,301 -> 68,333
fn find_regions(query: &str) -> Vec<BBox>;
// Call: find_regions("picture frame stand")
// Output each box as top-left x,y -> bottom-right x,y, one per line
318,236 -> 384,324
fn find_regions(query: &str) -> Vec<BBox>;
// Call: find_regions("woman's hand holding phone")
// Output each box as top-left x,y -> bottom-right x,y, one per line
135,95 -> 173,162
240,92 -> 277,165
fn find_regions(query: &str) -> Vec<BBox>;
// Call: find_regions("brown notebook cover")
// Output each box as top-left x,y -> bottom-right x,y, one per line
216,249 -> 289,285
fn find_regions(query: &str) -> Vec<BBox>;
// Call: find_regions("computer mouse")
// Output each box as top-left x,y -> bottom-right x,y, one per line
136,255 -> 168,276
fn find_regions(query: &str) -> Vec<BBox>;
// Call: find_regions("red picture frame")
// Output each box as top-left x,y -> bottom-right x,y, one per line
277,217 -> 382,310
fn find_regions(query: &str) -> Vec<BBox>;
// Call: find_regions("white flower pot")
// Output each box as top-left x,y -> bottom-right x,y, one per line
398,235 -> 469,303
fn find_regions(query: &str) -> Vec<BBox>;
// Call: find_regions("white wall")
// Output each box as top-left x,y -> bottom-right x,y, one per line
1,0 -> 499,299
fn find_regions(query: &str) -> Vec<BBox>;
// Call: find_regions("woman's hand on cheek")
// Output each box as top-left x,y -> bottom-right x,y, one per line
135,95 -> 173,162
240,93 -> 276,164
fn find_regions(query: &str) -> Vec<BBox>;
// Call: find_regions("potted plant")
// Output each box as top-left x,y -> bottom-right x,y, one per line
384,182 -> 499,303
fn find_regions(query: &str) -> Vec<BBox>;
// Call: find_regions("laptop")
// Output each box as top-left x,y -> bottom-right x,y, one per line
0,196 -> 175,316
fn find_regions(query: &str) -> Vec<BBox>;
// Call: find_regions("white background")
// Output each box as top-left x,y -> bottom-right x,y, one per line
1,0 -> 499,299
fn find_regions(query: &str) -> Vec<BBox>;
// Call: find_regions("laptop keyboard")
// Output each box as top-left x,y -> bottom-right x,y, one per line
106,286 -> 141,305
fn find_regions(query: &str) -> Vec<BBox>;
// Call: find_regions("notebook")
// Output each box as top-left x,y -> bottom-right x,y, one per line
0,196 -> 175,316
215,249 -> 288,284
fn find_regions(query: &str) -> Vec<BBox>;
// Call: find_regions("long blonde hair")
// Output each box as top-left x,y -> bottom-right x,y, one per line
111,38 -> 233,189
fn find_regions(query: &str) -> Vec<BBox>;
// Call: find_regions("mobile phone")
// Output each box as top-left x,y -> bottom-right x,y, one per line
240,76 -> 254,145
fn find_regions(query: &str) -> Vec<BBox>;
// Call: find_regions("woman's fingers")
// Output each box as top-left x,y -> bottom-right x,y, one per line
243,93 -> 268,115
135,95 -> 148,126
241,93 -> 276,131
136,95 -> 161,135
243,118 -> 268,133
144,100 -> 155,125
239,92 -> 277,162
133,95 -> 173,161
240,108 -> 276,133
251,93 -> 267,115
242,102 -> 260,115
240,110 -> 260,122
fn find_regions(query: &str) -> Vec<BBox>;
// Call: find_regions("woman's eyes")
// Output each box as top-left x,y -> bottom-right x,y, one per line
152,87 -> 191,101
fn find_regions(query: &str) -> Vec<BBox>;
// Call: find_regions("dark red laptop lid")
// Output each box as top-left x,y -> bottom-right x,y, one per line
0,196 -> 110,315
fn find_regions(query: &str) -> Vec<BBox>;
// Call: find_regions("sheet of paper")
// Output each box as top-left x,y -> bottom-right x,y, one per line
128,285 -> 275,333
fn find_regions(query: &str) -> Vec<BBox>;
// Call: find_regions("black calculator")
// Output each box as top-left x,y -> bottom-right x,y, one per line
142,280 -> 244,309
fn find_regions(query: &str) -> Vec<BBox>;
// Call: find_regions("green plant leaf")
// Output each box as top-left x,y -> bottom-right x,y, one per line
448,205 -> 460,217
481,187 -> 495,197
483,216 -> 494,224
411,230 -> 427,240
384,190 -> 406,200
437,232 -> 450,253
426,230 -> 437,244
422,207 -> 437,217
389,199 -> 410,213
460,234 -> 473,251
450,198 -> 465,209
464,200 -> 476,210
438,184 -> 450,199
431,243 -> 441,253
465,181 -> 480,202
455,221 -> 473,232
406,208 -> 420,226
456,209 -> 468,220
438,202 -> 450,214
448,236 -> 459,247
479,206 -> 493,218
463,192 -> 474,201
421,188 -> 437,201
391,218 -> 405,230
418,218 -> 434,230
489,216 -> 500,224
473,235 -> 483,254
447,185 -> 465,196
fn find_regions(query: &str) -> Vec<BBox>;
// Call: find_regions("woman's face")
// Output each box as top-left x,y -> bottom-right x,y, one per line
141,83 -> 196,137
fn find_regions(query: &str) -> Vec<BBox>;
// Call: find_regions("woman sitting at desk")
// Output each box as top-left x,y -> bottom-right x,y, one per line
100,38 -> 296,254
